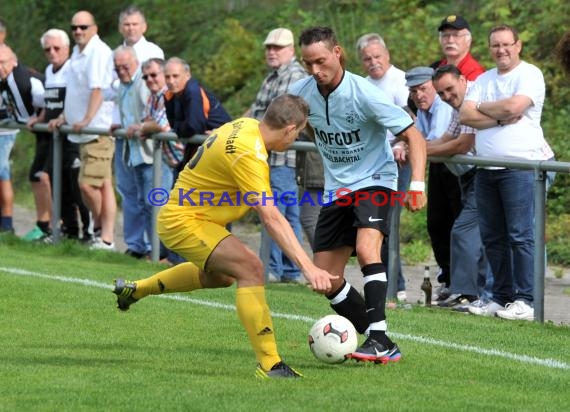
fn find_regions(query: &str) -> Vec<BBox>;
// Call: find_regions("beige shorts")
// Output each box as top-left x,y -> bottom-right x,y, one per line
78,136 -> 115,187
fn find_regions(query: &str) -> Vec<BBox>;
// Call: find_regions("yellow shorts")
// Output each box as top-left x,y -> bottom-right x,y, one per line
157,205 -> 231,269
79,136 -> 115,187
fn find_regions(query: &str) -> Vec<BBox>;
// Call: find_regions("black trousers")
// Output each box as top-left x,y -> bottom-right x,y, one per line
426,162 -> 463,285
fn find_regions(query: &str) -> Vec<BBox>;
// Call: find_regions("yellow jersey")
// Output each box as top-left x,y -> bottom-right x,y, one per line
163,118 -> 272,226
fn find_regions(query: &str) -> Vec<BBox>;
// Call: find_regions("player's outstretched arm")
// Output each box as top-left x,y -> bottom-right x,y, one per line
253,203 -> 337,293
397,126 -> 427,212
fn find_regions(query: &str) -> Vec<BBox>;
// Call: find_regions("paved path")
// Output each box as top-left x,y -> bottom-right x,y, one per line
14,205 -> 569,325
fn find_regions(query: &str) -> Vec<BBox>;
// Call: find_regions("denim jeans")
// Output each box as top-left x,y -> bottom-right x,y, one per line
450,169 -> 490,297
0,132 -> 17,180
260,165 -> 303,280
475,168 -> 535,305
133,160 -> 173,256
299,188 -> 322,249
115,139 -> 148,254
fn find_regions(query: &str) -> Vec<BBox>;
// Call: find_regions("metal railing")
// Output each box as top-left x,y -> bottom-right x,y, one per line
2,119 -> 569,322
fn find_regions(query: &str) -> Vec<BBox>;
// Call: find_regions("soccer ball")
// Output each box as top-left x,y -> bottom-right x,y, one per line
308,315 -> 358,364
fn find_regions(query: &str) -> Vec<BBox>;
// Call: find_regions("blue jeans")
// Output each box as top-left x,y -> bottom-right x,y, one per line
475,169 -> 534,305
0,132 -> 17,180
133,161 -> 173,256
261,165 -> 303,280
450,169 -> 491,297
115,139 -> 148,254
299,188 -> 322,249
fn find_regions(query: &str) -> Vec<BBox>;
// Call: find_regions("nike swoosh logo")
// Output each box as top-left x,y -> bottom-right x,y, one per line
368,217 -> 383,222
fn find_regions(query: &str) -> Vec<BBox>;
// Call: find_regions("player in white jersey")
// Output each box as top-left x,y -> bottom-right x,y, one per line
289,27 -> 427,363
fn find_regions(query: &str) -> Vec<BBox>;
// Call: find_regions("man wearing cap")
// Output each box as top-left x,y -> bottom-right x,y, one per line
434,15 -> 484,80
245,28 -> 308,284
406,66 -> 459,302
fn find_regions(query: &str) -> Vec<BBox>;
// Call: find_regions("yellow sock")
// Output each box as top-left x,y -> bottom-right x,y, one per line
133,262 -> 203,299
236,286 -> 281,371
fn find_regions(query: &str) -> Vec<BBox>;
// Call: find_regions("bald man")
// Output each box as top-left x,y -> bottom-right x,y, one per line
51,11 -> 116,250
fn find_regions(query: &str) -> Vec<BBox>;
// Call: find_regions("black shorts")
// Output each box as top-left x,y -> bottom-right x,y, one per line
313,186 -> 393,253
29,132 -> 52,182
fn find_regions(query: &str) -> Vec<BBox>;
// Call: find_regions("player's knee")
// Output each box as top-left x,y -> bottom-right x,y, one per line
354,244 -> 379,264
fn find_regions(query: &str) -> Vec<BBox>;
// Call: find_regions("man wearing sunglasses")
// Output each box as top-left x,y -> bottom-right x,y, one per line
26,29 -> 91,243
52,11 -> 116,250
114,47 -> 172,262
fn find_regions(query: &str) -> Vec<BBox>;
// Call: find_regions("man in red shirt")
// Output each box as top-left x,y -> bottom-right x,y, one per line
435,15 -> 484,80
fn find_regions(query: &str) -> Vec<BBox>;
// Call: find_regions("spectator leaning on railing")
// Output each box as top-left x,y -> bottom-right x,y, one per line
51,11 -> 116,250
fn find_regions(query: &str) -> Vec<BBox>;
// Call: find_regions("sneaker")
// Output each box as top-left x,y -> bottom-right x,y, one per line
438,294 -> 476,308
468,301 -> 504,317
89,237 -> 116,251
432,285 -> 450,303
255,362 -> 303,379
266,272 -> 280,283
496,300 -> 534,321
453,299 -> 486,313
22,225 -> 49,242
396,291 -> 407,302
113,278 -> 138,311
124,249 -> 147,259
345,337 -> 402,364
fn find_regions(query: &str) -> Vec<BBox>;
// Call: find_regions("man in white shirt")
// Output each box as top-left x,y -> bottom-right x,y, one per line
118,6 -> 164,64
460,24 -> 554,321
356,33 -> 410,302
52,11 -> 116,250
115,6 -> 166,259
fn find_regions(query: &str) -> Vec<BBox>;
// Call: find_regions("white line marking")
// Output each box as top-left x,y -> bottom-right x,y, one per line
1,266 -> 568,371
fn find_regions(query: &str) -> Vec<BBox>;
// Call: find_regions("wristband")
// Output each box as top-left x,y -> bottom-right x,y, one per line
409,181 -> 425,192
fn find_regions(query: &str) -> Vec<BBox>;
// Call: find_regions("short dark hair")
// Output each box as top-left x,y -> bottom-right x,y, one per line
0,18 -> 7,32
263,94 -> 308,130
299,26 -> 346,68
119,5 -> 146,24
433,64 -> 462,82
488,24 -> 519,44
299,26 -> 337,48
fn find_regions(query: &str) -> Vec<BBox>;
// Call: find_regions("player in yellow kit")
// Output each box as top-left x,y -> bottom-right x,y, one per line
113,94 -> 337,378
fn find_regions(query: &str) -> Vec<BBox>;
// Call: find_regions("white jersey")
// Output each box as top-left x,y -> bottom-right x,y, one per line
465,61 -> 554,160
289,70 -> 413,198
44,60 -> 70,121
367,65 -> 409,143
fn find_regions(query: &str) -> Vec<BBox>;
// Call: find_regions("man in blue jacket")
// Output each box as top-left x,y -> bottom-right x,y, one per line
163,57 -> 231,173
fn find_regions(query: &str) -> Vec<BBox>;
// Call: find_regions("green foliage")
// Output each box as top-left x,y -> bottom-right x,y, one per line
199,19 -> 263,116
401,240 -> 432,265
547,214 -> 570,266
399,208 -> 428,244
